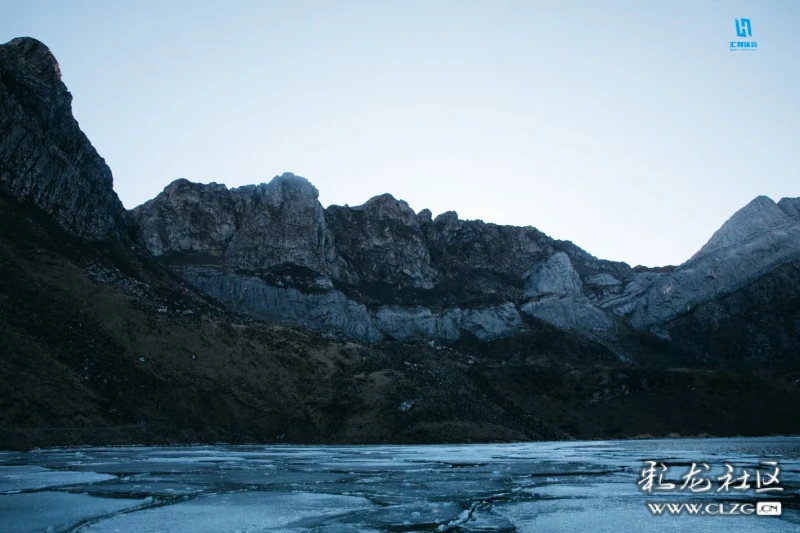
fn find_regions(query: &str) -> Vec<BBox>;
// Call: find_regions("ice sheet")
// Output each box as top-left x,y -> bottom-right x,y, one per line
0,467 -> 116,492
0,491 -> 146,533
75,491 -> 372,533
0,437 -> 797,532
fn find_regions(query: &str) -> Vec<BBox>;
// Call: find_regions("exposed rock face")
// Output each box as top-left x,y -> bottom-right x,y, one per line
524,252 -> 583,298
521,296 -> 615,332
131,174 -> 341,276
663,258 -> 800,362
128,171 -> 800,344
179,265 -> 523,343
374,302 -> 524,342
692,196 -> 792,261
623,196 -> 800,328
519,253 -> 615,331
225,175 -> 336,273
779,197 -> 800,218
326,194 -> 436,289
180,266 -> 384,342
130,174 -> 629,341
0,37 -> 124,239
424,213 -> 552,277
130,179 -> 238,257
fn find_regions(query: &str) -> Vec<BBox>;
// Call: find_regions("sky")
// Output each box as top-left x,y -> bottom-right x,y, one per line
1,1 -> 798,267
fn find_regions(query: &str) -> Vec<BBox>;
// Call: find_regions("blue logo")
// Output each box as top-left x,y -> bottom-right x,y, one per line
730,18 -> 758,51
735,18 -> 752,37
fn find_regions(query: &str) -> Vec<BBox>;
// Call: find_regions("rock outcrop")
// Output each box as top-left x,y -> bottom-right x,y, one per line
524,252 -> 583,299
622,196 -> 800,328
0,37 -> 124,239
326,194 -> 436,289
130,174 -> 344,276
128,169 -> 800,345
130,174 -> 635,342
177,265 -> 524,343
519,252 -> 614,331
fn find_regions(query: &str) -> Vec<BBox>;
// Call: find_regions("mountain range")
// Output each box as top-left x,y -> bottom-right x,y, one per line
1,37 -> 799,450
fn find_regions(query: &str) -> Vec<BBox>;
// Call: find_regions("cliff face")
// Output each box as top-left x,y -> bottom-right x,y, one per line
130,175 -> 344,275
0,38 -> 124,239
622,196 -> 800,329
129,172 -> 800,355
129,176 -> 640,343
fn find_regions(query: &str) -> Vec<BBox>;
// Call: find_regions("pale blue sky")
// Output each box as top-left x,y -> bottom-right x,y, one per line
1,1 -> 798,267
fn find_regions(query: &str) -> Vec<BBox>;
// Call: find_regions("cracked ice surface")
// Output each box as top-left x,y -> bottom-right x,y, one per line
0,491 -> 148,533
0,437 -> 798,532
76,492 -> 373,533
0,466 -> 116,492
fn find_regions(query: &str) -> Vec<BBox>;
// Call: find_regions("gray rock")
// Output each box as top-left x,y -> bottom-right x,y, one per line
690,196 -> 792,261
778,197 -> 800,218
375,306 -> 461,342
0,37 -> 125,239
375,302 -> 524,342
460,302 -> 525,341
131,174 -> 341,276
226,174 -> 335,272
131,179 -> 237,257
398,400 -> 415,412
326,194 -> 437,289
4,35 -> 800,374
179,266 -> 524,343
628,196 -> 800,328
524,252 -> 583,298
585,273 -> 622,288
425,215 -> 551,278
125,165 -> 647,342
417,208 -> 432,224
134,183 -> 800,341
598,271 -> 666,316
181,266 -> 384,342
522,296 -> 615,331
519,252 -> 615,331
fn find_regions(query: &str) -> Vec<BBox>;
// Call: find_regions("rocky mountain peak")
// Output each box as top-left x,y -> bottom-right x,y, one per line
417,208 -> 433,224
0,37 -> 125,239
160,177 -> 228,195
1,36 -> 60,69
625,194 -> 800,329
689,195 -> 795,262
0,37 -> 65,115
433,211 -> 459,225
355,193 -> 419,227
131,173 -> 335,273
251,172 -> 320,205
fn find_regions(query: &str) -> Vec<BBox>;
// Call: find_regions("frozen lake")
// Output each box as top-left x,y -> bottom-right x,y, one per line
1,437 -> 798,532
